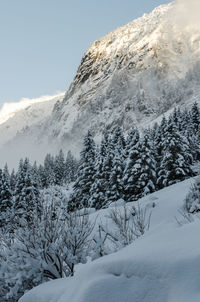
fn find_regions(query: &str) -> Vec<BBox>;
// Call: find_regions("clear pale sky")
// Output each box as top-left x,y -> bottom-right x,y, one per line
0,0 -> 170,105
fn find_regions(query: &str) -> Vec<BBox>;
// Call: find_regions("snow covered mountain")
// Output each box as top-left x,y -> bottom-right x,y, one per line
1,0 -> 200,166
39,1 -> 200,152
0,93 -> 64,145
0,93 -> 64,167
19,177 -> 200,302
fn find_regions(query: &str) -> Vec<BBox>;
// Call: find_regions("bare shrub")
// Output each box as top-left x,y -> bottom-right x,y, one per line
175,209 -> 195,226
93,203 -> 151,253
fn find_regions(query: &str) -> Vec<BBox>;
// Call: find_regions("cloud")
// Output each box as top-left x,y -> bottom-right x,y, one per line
171,0 -> 200,29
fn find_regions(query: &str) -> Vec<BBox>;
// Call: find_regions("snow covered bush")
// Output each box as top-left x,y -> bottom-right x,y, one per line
40,185 -> 70,211
0,199 -> 94,301
185,177 -> 200,213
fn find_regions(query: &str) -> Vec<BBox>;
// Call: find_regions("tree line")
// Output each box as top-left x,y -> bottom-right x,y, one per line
0,102 -> 199,225
69,102 -> 200,210
0,150 -> 78,228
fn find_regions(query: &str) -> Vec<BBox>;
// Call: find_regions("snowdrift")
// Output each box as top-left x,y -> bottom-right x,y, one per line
19,178 -> 200,302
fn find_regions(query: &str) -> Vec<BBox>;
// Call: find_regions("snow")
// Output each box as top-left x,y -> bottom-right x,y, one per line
19,177 -> 200,302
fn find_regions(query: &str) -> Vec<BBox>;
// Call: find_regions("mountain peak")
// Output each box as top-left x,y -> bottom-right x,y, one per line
70,1 -> 200,96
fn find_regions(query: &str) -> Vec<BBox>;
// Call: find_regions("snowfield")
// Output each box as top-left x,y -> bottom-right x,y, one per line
19,178 -> 200,302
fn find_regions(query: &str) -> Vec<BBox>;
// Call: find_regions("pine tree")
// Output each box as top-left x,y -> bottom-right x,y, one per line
191,102 -> 200,133
157,119 -> 194,188
186,122 -> 200,162
111,126 -> 126,156
171,107 -> 182,131
125,133 -> 156,201
103,127 -> 125,203
65,150 -> 78,183
37,164 -> 47,189
107,153 -> 124,203
10,169 -> 16,192
13,158 -> 41,226
125,127 -> 140,158
0,167 -> 12,227
101,131 -> 114,188
181,108 -> 191,133
54,149 -> 65,185
154,116 -> 167,165
3,163 -> 10,183
32,161 -> 40,186
123,129 -> 140,201
135,133 -> 157,198
183,106 -> 200,161
89,132 -> 111,209
68,131 -> 96,211
44,154 -> 56,186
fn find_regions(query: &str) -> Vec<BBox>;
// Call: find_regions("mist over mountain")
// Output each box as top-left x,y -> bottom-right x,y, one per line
0,93 -> 64,168
0,0 -> 200,167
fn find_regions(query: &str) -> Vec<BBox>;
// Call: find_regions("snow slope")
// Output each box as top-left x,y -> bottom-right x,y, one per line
19,178 -> 200,302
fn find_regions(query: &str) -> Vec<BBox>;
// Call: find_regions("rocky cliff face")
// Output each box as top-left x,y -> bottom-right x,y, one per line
1,2 -> 200,166
45,2 -> 200,151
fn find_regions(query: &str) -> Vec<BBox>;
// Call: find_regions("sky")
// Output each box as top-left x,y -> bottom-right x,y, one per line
0,0 -> 170,105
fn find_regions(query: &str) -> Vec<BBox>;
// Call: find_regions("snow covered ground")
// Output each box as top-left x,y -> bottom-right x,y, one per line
19,177 -> 200,302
